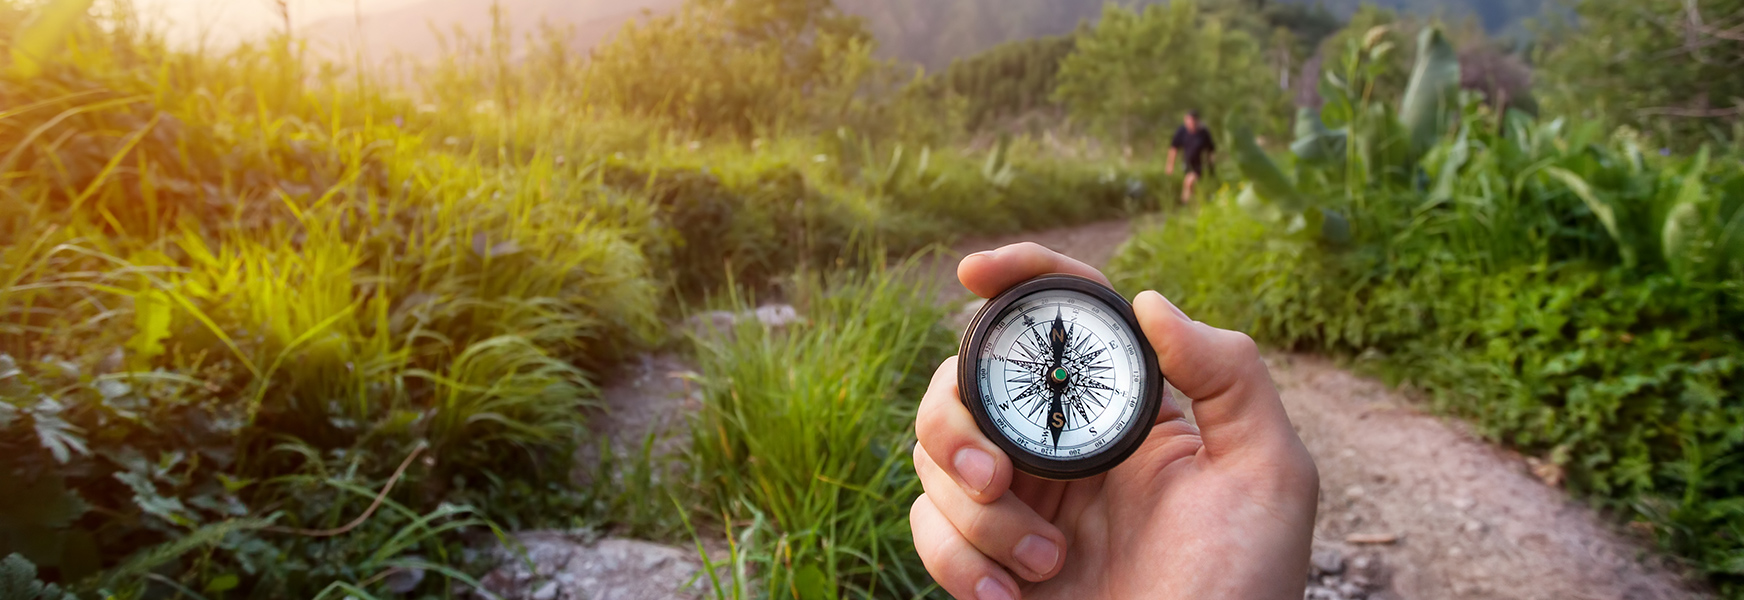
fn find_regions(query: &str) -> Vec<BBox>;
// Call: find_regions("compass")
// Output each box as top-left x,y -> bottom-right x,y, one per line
957,275 -> 1164,480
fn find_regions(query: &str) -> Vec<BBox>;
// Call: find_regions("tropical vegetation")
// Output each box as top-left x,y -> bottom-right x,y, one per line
1112,20 -> 1744,596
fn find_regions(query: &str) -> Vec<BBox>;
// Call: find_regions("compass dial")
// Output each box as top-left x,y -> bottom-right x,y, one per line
959,275 -> 1163,480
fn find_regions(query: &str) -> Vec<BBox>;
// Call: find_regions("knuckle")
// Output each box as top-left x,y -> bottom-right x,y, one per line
1223,330 -> 1262,362
914,401 -> 946,441
956,502 -> 1003,546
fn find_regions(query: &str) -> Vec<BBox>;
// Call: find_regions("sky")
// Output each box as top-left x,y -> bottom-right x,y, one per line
128,0 -> 428,46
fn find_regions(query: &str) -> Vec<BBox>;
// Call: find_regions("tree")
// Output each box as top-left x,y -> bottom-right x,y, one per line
927,34 -> 1077,130
585,0 -> 877,137
1052,1 -> 1286,146
1540,0 -> 1744,147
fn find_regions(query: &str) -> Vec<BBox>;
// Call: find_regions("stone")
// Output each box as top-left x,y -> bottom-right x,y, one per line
1344,485 -> 1366,500
753,304 -> 799,328
479,532 -> 722,600
383,565 -> 426,594
1450,496 -> 1476,511
1312,548 -> 1346,575
685,311 -> 741,337
684,305 -> 801,339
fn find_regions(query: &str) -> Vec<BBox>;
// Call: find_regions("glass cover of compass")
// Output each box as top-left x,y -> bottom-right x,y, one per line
957,274 -> 1164,480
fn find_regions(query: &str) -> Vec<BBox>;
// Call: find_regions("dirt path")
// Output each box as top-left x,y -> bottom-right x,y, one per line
925,218 -> 1139,304
1274,354 -> 1702,600
932,219 -> 1706,600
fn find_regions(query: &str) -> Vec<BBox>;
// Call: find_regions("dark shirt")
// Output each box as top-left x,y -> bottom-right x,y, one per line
1170,125 -> 1216,165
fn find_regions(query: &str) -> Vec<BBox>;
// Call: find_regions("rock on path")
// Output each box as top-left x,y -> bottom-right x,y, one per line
478,532 -> 718,600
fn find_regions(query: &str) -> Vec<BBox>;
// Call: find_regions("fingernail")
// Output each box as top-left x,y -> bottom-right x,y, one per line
953,447 -> 995,493
1014,534 -> 1059,574
969,249 -> 999,260
975,577 -> 1016,600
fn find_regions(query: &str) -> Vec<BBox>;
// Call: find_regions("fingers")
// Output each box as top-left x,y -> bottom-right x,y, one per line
911,495 -> 1024,600
957,242 -> 1113,299
1132,291 -> 1296,460
915,444 -> 1066,581
916,357 -> 1012,503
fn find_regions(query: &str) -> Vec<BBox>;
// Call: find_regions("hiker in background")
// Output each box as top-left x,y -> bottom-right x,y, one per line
1165,110 -> 1216,203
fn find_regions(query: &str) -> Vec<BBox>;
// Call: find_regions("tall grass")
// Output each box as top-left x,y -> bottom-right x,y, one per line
688,259 -> 954,599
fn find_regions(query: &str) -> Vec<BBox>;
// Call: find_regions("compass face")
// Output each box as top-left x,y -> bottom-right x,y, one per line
959,275 -> 1163,480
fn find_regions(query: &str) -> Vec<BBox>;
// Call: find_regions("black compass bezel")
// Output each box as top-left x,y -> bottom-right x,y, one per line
957,274 -> 1164,481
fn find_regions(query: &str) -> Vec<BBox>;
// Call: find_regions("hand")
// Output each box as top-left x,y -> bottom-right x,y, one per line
910,243 -> 1318,600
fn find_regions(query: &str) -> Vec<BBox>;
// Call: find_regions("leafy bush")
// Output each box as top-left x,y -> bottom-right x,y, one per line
1115,201 -> 1744,593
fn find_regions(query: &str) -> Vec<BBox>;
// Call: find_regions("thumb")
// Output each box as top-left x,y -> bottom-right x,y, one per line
1133,290 -> 1296,460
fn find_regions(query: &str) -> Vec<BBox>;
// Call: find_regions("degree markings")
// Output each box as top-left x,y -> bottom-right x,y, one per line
980,291 -> 1143,458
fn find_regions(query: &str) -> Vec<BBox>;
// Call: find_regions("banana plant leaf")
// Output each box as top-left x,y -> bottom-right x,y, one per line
1545,166 -> 1635,267
1399,28 -> 1460,159
1290,107 -> 1347,165
1425,125 -> 1471,202
1237,184 -> 1284,223
1231,126 -> 1306,213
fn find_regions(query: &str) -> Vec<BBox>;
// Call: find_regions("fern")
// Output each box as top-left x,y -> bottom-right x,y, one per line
1,555 -> 76,600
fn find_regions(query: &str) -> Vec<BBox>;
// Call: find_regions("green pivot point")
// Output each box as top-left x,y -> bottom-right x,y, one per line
1051,367 -> 1069,382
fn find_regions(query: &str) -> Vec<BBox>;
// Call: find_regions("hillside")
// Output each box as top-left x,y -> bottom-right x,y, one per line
301,0 -> 682,63
307,0 -> 1543,68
